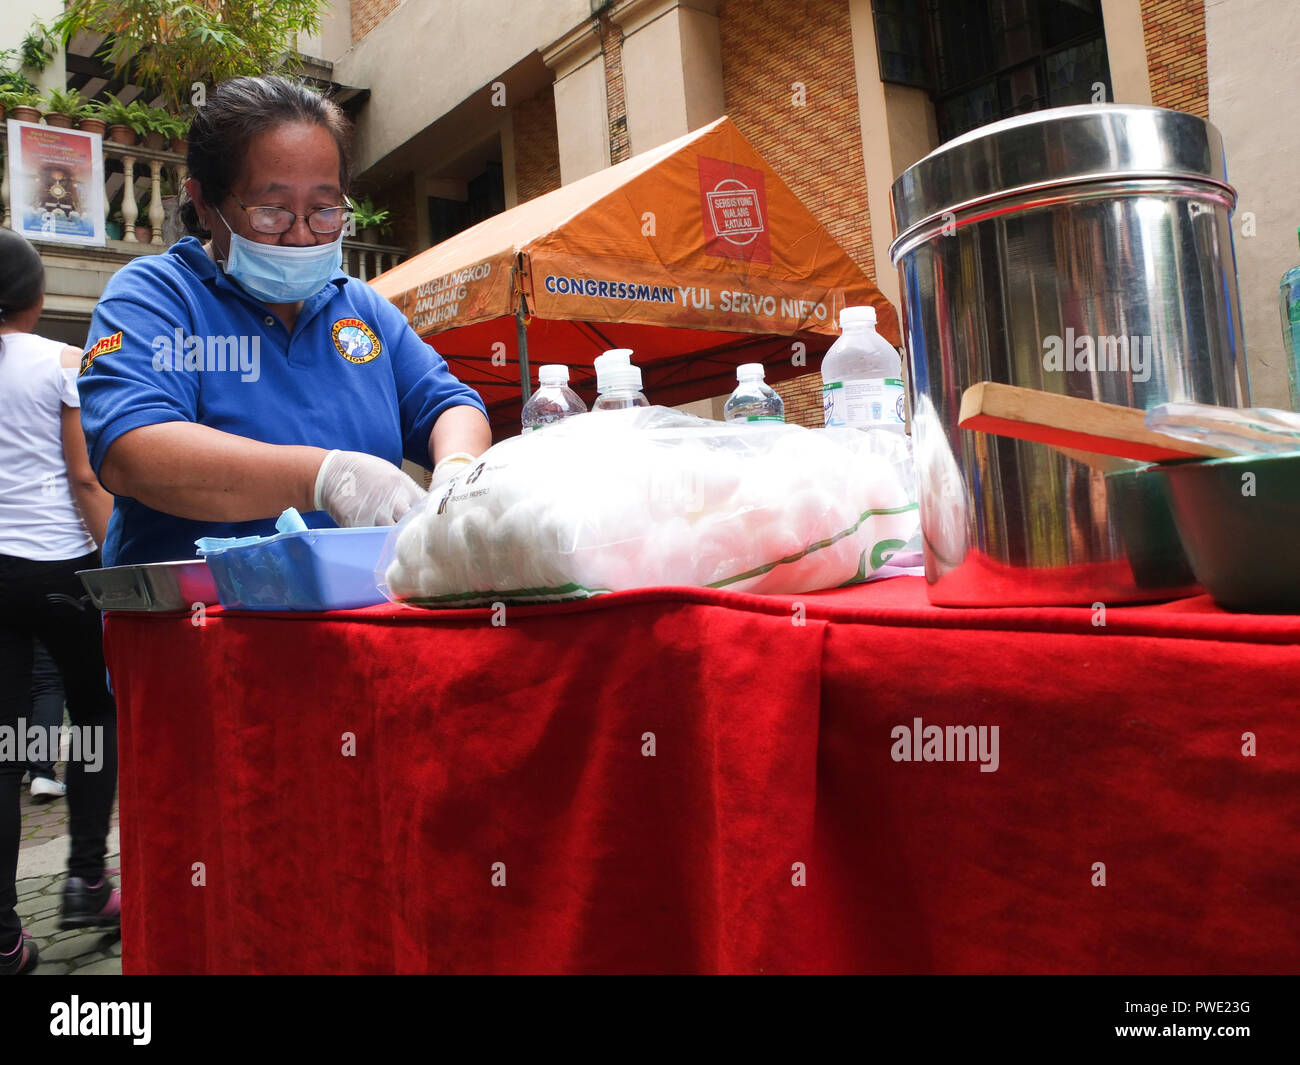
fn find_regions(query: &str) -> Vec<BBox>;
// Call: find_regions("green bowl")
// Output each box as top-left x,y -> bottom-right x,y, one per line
1147,452 -> 1300,613
1104,465 -> 1199,592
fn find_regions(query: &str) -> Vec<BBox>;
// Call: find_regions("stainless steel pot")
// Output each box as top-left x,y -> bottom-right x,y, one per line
889,104 -> 1250,605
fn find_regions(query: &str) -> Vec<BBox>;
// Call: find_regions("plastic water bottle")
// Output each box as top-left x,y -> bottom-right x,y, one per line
1280,226 -> 1300,410
724,363 -> 785,423
821,305 -> 905,432
521,364 -> 587,432
591,348 -> 649,410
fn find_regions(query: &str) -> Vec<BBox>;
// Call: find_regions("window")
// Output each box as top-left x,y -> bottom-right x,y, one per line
427,162 -> 506,246
872,0 -> 1113,142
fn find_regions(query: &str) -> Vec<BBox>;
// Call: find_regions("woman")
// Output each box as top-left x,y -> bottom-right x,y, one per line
78,75 -> 491,566
0,228 -> 120,976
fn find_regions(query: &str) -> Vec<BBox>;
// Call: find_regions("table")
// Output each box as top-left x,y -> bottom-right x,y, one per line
103,577 -> 1300,973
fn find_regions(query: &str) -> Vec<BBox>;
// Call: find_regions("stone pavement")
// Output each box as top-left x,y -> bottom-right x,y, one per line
15,770 -> 122,975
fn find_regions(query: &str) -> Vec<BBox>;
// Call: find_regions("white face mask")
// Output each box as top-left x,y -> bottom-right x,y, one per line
215,208 -> 343,303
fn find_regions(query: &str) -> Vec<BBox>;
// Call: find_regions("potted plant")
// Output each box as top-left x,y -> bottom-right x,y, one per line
97,93 -> 145,145
105,207 -> 124,241
351,195 -> 391,244
161,115 -> 189,155
0,68 -> 35,120
1,86 -> 42,123
154,113 -> 189,154
41,86 -> 86,129
140,104 -> 174,151
20,24 -> 57,74
77,99 -> 107,135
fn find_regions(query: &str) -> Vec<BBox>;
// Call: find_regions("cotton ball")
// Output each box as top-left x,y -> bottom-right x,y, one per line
643,452 -> 701,522
693,512 -> 753,587
846,449 -> 911,516
385,558 -> 414,599
443,512 -> 478,594
528,503 -> 575,591
679,451 -> 744,519
496,497 -> 552,591
393,516 -> 427,572
642,516 -> 696,585
770,488 -> 852,591
425,503 -> 454,566
459,508 -> 501,594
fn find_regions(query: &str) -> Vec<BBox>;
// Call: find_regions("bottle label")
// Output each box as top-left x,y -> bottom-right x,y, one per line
823,378 -> 904,428
745,415 -> 785,423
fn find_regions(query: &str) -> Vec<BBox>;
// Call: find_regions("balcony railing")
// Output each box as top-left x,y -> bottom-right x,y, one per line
0,119 -> 406,276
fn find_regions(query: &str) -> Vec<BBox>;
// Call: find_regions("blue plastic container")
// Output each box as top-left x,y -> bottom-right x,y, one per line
201,527 -> 390,611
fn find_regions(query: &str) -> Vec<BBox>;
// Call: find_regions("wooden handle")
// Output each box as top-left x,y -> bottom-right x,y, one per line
958,382 -> 1234,463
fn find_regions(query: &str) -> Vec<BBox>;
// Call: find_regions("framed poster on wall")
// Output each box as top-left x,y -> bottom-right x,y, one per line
5,120 -> 106,247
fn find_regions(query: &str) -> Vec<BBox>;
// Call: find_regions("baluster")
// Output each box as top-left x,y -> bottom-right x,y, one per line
148,159 -> 164,245
358,249 -> 369,283
121,155 -> 139,242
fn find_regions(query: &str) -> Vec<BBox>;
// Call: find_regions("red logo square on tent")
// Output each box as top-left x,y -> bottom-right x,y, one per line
698,157 -> 771,264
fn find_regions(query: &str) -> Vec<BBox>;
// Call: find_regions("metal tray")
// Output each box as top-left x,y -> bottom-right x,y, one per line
78,559 -> 220,612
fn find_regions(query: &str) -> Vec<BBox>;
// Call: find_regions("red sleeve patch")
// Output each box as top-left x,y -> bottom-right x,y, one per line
79,331 -> 123,376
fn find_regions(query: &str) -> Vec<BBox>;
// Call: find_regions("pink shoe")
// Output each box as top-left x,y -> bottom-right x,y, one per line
59,876 -> 121,930
0,931 -> 38,975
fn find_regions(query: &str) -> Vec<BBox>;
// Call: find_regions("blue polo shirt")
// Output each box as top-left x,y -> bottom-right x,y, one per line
78,237 -> 486,566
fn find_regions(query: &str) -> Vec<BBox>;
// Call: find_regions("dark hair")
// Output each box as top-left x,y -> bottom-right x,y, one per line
180,75 -> 353,238
0,227 -> 45,339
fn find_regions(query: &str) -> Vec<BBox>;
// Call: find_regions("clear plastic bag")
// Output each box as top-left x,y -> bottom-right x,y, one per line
378,406 -> 919,607
1145,402 -> 1300,456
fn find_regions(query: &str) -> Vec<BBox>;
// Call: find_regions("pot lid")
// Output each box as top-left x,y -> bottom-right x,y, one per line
890,104 -> 1232,246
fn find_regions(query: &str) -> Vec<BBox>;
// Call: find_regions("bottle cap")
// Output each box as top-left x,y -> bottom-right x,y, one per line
839,305 -> 877,329
736,363 -> 766,381
538,364 -> 569,386
594,348 -> 642,393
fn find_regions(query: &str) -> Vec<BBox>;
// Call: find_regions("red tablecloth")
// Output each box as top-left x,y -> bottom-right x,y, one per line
104,577 -> 1300,973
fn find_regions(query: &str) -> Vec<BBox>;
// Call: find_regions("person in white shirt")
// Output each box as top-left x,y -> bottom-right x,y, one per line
0,227 -> 119,976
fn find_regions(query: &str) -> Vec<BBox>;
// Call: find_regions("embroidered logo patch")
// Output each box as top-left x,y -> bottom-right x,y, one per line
79,331 -> 122,376
332,318 -> 381,364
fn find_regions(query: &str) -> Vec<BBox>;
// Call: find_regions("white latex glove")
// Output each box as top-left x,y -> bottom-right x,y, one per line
431,451 -> 476,488
314,449 -> 426,527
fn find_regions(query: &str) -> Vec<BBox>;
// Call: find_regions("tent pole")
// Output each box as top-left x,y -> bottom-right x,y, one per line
516,309 -> 532,404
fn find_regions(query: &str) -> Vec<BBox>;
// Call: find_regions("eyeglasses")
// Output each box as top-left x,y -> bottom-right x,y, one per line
229,193 -> 355,236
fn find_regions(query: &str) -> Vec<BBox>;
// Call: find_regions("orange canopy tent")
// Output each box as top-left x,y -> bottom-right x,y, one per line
370,116 -> 897,434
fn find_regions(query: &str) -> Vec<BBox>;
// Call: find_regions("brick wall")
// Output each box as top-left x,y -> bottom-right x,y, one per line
513,89 -> 562,204
599,13 -> 631,164
1139,0 -> 1208,118
718,0 -> 871,427
773,368 -> 826,427
351,0 -> 402,45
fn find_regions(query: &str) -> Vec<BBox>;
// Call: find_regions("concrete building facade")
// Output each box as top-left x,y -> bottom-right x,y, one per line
318,0 -> 1299,417
3,1 -> 1297,412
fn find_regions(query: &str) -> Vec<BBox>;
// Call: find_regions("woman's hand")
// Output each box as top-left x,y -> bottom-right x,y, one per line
314,450 -> 426,526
